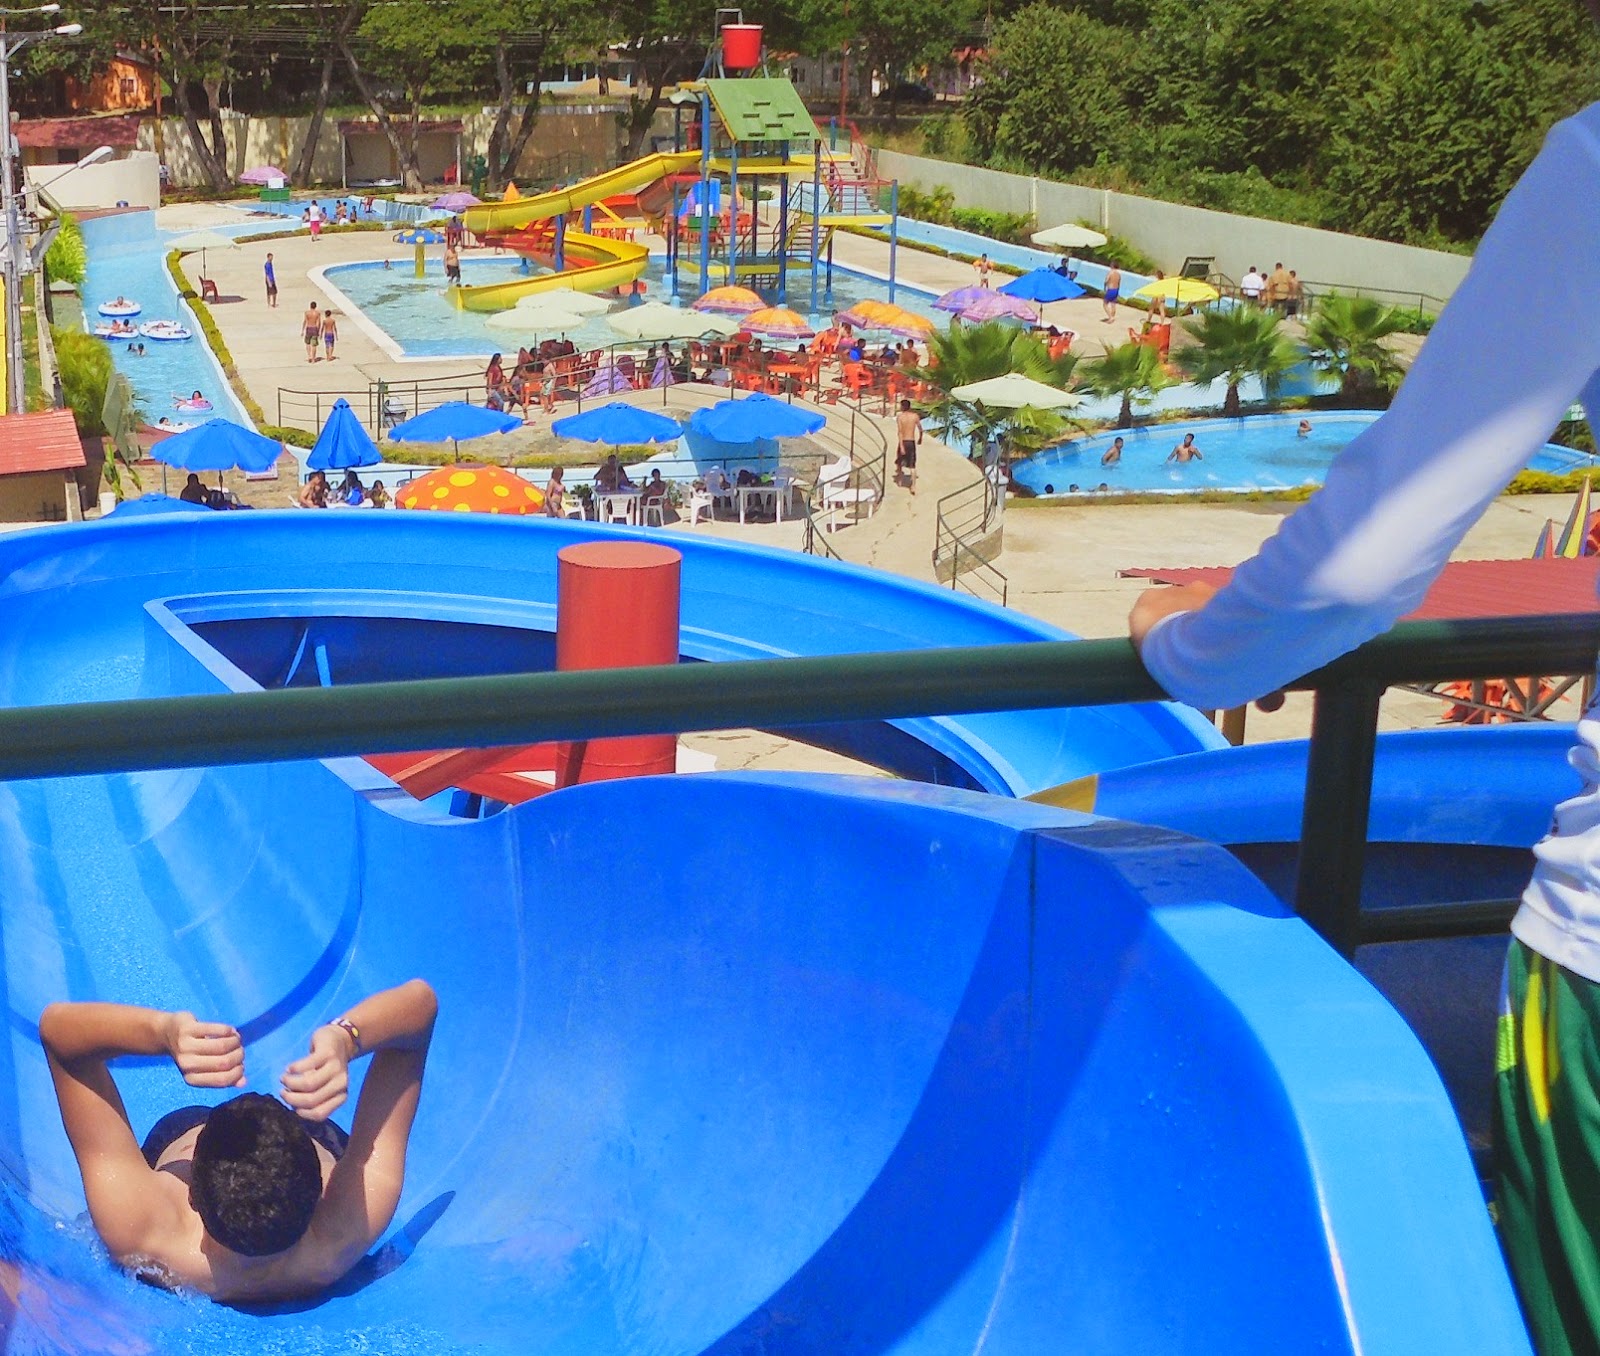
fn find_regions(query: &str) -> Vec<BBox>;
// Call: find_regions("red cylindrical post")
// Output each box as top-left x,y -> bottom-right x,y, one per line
554,540 -> 682,788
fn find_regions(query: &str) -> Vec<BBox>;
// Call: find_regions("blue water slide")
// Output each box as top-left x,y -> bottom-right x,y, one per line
0,514 -> 1527,1353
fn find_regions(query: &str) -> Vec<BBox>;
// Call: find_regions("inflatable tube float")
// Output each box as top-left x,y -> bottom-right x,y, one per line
172,395 -> 213,412
97,298 -> 141,317
139,321 -> 193,342
92,321 -> 139,339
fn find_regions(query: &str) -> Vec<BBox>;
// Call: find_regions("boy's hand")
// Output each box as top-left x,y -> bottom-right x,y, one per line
165,1012 -> 246,1089
280,1026 -> 352,1122
1128,582 -> 1217,651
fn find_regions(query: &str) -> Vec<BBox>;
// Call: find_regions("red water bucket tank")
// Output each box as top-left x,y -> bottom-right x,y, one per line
721,23 -> 763,69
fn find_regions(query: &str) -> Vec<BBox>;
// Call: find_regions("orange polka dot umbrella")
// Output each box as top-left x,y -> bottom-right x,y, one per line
396,463 -> 544,514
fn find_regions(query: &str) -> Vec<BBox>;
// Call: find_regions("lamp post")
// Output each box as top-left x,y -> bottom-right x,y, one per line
0,6 -> 81,416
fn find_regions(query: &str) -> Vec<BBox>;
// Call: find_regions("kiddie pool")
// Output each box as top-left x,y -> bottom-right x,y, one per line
1011,410 -> 1591,497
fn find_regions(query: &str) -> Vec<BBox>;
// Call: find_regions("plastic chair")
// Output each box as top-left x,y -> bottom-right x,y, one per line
642,497 -> 668,527
685,488 -> 716,525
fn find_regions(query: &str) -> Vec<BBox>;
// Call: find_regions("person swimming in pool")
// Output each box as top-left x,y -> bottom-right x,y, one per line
39,978 -> 436,1303
1297,419 -> 1313,437
1167,432 -> 1202,463
1101,436 -> 1125,466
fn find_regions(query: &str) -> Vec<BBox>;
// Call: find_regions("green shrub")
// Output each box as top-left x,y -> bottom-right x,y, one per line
166,249 -> 269,427
44,212 -> 86,288
1079,228 -> 1158,276
259,423 -> 317,448
897,184 -> 956,224
1387,305 -> 1436,336
949,206 -> 1035,244
52,327 -> 111,436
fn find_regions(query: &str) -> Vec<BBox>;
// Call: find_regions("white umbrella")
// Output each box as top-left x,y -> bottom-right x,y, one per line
485,305 -> 587,334
949,373 -> 1082,409
516,287 -> 612,318
608,302 -> 741,342
169,230 -> 240,278
1031,223 -> 1108,250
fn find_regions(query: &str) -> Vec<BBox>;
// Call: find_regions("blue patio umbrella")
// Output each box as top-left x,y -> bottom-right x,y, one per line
387,401 -> 522,461
551,402 -> 682,446
1000,268 -> 1087,303
157,418 -> 283,473
688,392 -> 826,443
308,398 -> 382,470
104,493 -> 210,519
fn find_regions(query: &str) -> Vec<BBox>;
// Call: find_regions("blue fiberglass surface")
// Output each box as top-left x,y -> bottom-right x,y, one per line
1012,410 -> 1592,496
0,762 -> 1529,1350
318,258 -> 945,358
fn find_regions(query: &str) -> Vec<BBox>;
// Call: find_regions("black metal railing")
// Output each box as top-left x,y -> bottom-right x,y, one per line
0,613 -> 1589,958
933,462 -> 1008,604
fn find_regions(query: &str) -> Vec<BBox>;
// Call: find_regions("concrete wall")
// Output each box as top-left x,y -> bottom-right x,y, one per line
139,104 -> 630,190
0,471 -> 72,522
26,153 -> 162,212
876,149 -> 1473,304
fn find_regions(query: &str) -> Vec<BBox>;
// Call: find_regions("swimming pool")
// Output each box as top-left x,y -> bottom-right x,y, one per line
1011,411 -> 1591,497
318,256 -> 944,359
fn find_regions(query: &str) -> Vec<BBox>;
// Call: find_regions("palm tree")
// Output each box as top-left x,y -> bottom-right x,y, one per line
1300,294 -> 1408,403
1175,306 -> 1301,417
915,321 -> 1078,452
1081,342 -> 1175,428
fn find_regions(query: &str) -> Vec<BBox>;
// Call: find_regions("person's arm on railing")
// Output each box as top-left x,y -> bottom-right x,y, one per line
1133,112 -> 1600,710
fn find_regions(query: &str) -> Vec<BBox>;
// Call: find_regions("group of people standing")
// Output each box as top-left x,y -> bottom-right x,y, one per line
299,301 -> 339,363
1238,261 -> 1303,316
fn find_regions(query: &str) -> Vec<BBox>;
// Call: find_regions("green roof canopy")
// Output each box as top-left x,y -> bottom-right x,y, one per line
701,78 -> 816,146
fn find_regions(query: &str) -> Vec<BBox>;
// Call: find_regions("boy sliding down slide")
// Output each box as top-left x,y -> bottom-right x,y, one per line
40,978 -> 436,1303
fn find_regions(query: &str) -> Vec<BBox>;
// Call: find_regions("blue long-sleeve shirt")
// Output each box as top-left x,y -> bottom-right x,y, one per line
1140,104 -> 1600,981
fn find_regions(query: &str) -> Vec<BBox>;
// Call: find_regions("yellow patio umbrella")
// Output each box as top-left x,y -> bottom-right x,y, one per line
692,285 -> 765,315
741,306 -> 816,340
1132,277 -> 1220,307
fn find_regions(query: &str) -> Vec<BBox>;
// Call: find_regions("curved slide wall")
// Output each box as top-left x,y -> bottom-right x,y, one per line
0,514 -> 1526,1353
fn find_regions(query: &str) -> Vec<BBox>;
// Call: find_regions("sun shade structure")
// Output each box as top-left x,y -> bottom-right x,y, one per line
551,403 -> 683,445
396,463 -> 544,514
608,303 -> 741,341
394,227 -> 445,245
1031,223 -> 1108,250
700,78 -> 817,144
1000,270 -> 1087,303
688,391 -> 826,442
431,192 -> 482,211
486,302 -> 588,334
741,306 -> 815,340
518,288 -> 613,318
692,286 -> 765,315
932,286 -> 992,314
104,493 -> 211,518
168,230 -> 239,276
837,300 -> 900,329
307,399 -> 382,471
387,403 -> 522,460
959,293 -> 1040,325
155,418 -> 282,473
238,166 -> 286,185
1133,277 -> 1220,306
949,374 -> 1082,409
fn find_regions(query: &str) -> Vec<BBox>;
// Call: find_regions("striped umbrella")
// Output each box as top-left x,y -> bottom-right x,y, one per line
692,286 -> 765,315
958,292 -> 1040,325
837,300 -> 900,329
933,286 -> 991,313
741,306 -> 815,340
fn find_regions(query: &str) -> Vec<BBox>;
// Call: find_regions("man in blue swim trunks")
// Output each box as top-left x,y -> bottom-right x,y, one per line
1102,264 -> 1121,323
40,978 -> 436,1303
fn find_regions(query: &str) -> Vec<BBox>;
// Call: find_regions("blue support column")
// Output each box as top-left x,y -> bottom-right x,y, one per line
669,181 -> 680,300
808,147 -> 822,317
554,213 -> 566,272
698,93 -> 713,295
582,204 -> 592,231
728,142 -> 740,291
888,180 -> 899,305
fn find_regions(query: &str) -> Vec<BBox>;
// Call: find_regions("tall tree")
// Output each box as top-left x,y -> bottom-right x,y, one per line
611,0 -> 705,162
294,0 -> 363,188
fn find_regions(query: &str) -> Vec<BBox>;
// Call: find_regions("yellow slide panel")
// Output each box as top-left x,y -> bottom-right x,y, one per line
451,151 -> 701,313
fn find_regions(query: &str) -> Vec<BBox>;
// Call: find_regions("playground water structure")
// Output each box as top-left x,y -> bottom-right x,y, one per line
0,510 -> 1535,1353
318,256 -> 944,360
1012,410 -> 1592,496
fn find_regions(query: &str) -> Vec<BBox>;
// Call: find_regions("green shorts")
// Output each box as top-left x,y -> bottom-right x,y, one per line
1496,937 -> 1600,1356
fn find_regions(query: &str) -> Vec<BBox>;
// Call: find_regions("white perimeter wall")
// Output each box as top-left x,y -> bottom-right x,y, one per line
876,149 -> 1472,304
26,152 -> 161,212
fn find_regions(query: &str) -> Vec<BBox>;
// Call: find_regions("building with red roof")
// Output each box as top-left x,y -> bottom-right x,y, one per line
0,409 -> 86,521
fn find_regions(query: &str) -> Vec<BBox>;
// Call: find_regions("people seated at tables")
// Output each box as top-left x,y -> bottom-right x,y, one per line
299,470 -> 329,509
844,335 -> 865,362
179,473 -> 208,506
338,469 -> 365,506
704,466 -> 734,502
640,469 -> 670,506
595,454 -> 635,494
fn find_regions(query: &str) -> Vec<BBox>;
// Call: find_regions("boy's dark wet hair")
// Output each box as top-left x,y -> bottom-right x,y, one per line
189,1094 -> 321,1256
